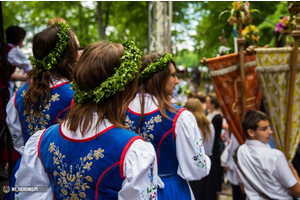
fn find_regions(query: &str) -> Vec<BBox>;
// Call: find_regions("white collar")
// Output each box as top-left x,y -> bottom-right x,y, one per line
245,139 -> 271,148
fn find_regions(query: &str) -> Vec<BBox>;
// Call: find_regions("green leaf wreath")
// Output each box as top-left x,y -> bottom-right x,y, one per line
71,40 -> 141,103
32,22 -> 70,70
138,53 -> 173,84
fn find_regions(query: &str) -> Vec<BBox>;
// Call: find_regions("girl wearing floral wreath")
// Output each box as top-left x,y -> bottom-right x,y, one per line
124,53 -> 211,200
4,22 -> 81,200
15,40 -> 162,199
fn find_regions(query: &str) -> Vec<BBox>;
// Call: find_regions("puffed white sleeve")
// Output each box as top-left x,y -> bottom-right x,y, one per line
119,139 -> 164,200
7,46 -> 32,73
15,129 -> 53,200
6,95 -> 24,155
175,110 -> 211,181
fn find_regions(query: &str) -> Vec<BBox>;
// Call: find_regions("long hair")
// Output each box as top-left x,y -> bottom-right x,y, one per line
24,24 -> 78,116
184,98 -> 212,142
65,41 -> 138,135
136,53 -> 177,133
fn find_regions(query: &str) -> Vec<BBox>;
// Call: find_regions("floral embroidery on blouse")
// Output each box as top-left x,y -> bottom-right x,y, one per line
23,93 -> 60,136
124,115 -> 162,142
192,138 -> 206,168
140,164 -> 157,200
49,142 -> 105,200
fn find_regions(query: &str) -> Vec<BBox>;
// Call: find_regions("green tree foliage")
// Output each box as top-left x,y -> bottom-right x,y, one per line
193,1 -> 288,61
2,1 -> 148,53
193,1 -> 233,59
256,2 -> 290,47
2,1 -> 294,66
2,1 -> 98,48
175,49 -> 199,68
172,1 -> 200,55
106,1 -> 148,51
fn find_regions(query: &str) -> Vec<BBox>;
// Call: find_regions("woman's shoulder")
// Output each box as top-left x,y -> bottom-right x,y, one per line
170,103 -> 183,109
213,113 -> 223,120
175,109 -> 196,124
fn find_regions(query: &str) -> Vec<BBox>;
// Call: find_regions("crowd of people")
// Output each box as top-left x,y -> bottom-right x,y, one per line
1,19 -> 300,200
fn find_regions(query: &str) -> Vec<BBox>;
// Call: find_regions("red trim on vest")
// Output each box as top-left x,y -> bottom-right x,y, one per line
14,87 -> 21,97
157,129 -> 172,166
172,108 -> 186,141
95,161 -> 120,200
119,136 -> 143,179
50,81 -> 70,90
59,124 -> 116,142
37,129 -> 48,158
37,128 -> 57,199
127,106 -> 160,116
53,106 -> 71,124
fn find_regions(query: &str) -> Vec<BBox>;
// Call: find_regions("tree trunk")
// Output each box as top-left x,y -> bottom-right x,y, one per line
96,2 -> 105,40
78,2 -> 83,40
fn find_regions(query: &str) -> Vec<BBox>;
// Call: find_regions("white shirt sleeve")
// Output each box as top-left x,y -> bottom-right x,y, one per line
274,153 -> 297,188
233,164 -> 242,183
175,110 -> 211,181
7,46 -> 32,73
15,129 -> 53,200
119,139 -> 164,200
6,95 -> 24,155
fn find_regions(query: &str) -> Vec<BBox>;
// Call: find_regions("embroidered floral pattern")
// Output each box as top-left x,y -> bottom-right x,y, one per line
192,138 -> 206,168
124,115 -> 162,142
23,93 -> 60,136
124,115 -> 136,131
21,90 -> 26,97
140,164 -> 157,200
49,142 -> 105,200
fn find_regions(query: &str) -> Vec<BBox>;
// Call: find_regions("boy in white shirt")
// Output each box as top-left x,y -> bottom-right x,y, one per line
234,110 -> 300,200
3,25 -> 32,99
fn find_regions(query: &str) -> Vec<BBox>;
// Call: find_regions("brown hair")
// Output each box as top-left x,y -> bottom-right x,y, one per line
136,53 -> 177,133
208,93 -> 220,109
184,98 -> 212,142
5,25 -> 26,45
188,91 -> 195,99
24,23 -> 79,116
242,109 -> 269,138
65,41 -> 138,134
47,17 -> 67,27
194,91 -> 206,103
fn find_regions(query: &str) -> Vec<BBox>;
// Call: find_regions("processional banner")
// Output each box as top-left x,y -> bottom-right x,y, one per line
207,52 -> 262,145
255,47 -> 300,162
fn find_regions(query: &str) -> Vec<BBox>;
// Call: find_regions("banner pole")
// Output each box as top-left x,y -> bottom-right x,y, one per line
237,21 -> 246,115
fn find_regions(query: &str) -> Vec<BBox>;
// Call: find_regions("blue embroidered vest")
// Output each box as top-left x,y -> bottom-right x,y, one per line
14,81 -> 73,143
38,124 -> 141,200
125,104 -> 185,175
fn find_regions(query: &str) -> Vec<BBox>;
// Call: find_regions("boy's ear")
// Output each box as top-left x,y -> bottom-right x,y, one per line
247,129 -> 255,138
18,39 -> 24,48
